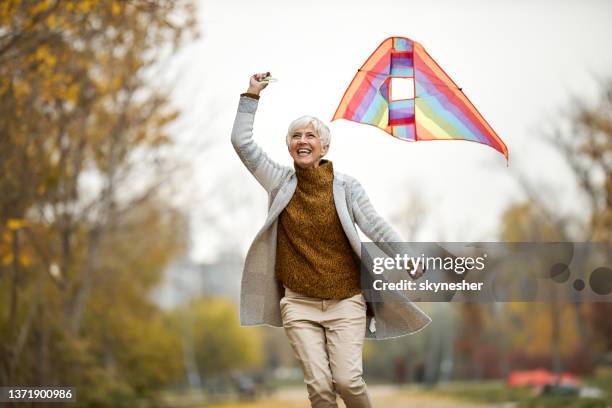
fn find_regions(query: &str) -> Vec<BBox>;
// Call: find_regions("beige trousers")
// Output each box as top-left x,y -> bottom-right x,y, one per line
280,285 -> 373,408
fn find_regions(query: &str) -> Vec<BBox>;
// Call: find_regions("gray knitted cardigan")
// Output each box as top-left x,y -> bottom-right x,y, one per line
231,95 -> 431,340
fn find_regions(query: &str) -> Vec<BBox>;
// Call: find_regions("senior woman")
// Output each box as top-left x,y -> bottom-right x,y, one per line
231,72 -> 431,408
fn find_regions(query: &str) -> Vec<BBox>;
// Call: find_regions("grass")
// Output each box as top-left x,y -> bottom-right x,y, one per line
407,370 -> 612,408
161,369 -> 612,408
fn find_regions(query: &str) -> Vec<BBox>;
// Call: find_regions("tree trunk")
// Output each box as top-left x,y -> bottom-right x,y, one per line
550,287 -> 562,376
67,227 -> 101,336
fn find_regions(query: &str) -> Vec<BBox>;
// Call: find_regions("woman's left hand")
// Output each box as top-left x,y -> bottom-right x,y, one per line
407,264 -> 426,279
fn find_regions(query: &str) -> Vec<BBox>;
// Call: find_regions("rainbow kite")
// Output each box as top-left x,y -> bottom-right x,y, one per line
332,36 -> 508,162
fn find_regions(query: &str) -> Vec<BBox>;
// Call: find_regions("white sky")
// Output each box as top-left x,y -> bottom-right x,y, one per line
166,0 -> 612,262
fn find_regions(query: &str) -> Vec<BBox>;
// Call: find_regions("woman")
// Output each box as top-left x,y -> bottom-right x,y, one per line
231,72 -> 431,408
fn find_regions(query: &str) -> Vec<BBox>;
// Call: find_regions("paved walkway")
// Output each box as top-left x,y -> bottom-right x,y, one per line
204,384 -> 515,408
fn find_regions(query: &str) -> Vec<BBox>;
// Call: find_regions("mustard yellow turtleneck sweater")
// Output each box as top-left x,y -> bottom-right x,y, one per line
275,160 -> 362,299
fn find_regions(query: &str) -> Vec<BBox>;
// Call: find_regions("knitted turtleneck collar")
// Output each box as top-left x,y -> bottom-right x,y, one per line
294,159 -> 334,185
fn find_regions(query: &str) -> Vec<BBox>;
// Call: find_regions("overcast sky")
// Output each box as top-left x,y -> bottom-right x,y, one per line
166,0 -> 612,262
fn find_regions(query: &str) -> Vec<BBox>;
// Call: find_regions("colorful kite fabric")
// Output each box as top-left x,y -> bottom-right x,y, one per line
332,36 -> 508,161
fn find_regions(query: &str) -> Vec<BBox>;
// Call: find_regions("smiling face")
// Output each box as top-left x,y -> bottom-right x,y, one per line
288,123 -> 329,169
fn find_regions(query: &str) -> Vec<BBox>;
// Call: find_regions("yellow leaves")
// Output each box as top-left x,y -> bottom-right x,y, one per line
2,253 -> 13,266
46,13 -> 57,29
152,134 -> 170,147
500,202 -> 563,241
30,0 -> 53,16
111,2 -> 121,16
91,78 -> 107,94
78,1 -> 92,13
0,77 -> 9,96
111,75 -> 122,91
0,0 -> 199,396
20,254 -> 32,266
1,225 -> 32,267
0,1 -> 19,23
155,110 -> 181,128
66,83 -> 80,103
9,56 -> 81,105
7,218 -> 28,230
34,45 -> 57,68
77,0 -> 101,14
504,302 -> 579,356
184,298 -> 264,374
12,79 -> 31,99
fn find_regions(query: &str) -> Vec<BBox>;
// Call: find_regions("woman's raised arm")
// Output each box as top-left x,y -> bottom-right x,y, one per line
231,73 -> 291,192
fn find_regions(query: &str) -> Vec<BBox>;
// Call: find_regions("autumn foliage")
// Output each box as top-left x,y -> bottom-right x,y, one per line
0,1 -> 205,405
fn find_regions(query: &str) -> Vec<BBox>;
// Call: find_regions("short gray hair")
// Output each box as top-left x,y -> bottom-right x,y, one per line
286,115 -> 331,147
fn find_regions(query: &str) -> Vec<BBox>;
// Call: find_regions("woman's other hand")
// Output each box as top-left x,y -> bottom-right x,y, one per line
407,264 -> 426,280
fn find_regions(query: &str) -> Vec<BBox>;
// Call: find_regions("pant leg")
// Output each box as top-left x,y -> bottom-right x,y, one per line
323,293 -> 373,408
281,291 -> 338,408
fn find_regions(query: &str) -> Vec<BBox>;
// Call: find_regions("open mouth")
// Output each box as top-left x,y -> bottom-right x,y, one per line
297,148 -> 312,157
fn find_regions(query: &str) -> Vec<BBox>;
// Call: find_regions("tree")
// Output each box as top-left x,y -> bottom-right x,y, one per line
543,77 -> 612,361
499,202 -> 581,375
501,78 -> 612,374
174,298 -> 264,379
0,0 -> 198,402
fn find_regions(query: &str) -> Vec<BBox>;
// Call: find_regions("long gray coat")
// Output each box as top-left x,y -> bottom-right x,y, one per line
231,95 -> 431,340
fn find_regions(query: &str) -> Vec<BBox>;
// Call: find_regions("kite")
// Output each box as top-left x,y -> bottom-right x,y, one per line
332,36 -> 508,162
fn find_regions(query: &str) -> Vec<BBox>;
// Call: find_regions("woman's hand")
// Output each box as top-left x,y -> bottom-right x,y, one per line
246,72 -> 271,95
407,264 -> 426,280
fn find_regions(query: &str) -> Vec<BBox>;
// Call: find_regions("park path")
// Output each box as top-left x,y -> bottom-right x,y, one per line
204,384 -> 515,408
